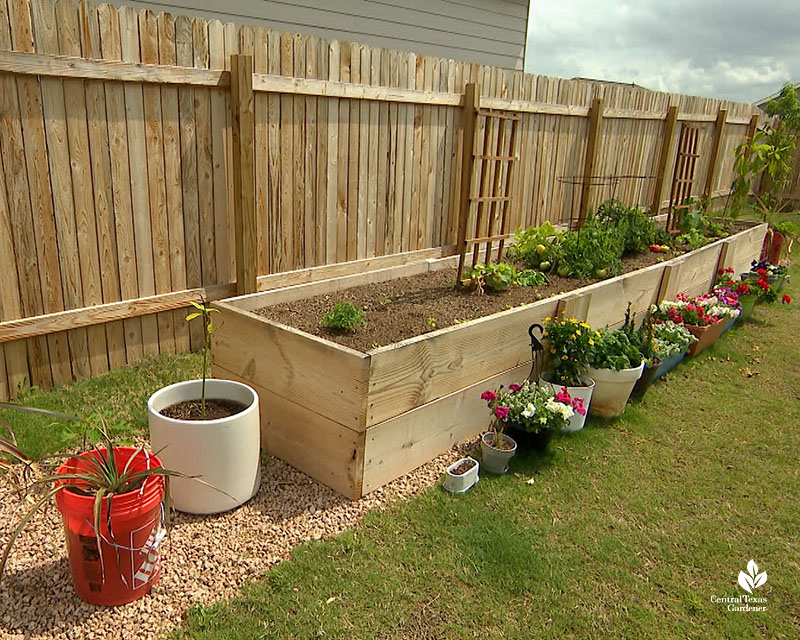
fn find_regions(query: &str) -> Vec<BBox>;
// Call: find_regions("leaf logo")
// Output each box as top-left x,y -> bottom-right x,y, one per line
737,560 -> 767,594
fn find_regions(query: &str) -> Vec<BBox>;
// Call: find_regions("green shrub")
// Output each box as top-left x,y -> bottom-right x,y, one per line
322,302 -> 365,331
590,328 -> 643,371
594,199 -> 661,253
514,269 -> 550,287
556,217 -> 622,279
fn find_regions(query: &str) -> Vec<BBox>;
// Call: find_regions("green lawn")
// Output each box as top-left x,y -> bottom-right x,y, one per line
0,352 -> 200,458
170,271 -> 798,639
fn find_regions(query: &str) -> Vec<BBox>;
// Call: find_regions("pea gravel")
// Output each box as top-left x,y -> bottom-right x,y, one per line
0,443 -> 470,640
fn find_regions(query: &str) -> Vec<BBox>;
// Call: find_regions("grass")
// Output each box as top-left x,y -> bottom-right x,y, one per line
168,268 -> 799,639
0,352 -> 200,458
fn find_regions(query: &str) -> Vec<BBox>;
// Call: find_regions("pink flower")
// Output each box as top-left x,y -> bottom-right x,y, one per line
555,386 -> 572,404
572,397 -> 586,416
481,390 -> 498,403
493,405 -> 510,420
509,384 -> 522,392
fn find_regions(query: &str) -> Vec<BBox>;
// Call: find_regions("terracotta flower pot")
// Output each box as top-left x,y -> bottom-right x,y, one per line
685,320 -> 726,357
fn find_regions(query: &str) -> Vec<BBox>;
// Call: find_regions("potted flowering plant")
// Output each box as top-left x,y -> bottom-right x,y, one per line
749,260 -> 789,292
650,321 -> 697,380
586,328 -> 644,418
481,382 -> 583,452
651,295 -> 725,357
477,389 -> 517,473
539,317 -> 597,431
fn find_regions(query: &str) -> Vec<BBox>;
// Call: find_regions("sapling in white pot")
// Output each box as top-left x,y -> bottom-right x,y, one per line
147,300 -> 261,515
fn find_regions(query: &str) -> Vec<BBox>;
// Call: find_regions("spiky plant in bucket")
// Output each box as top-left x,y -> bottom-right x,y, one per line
0,404 -> 200,585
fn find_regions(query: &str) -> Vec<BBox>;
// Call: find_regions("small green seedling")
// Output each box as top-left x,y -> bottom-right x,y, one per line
426,317 -> 438,329
322,302 -> 365,332
186,300 -> 220,420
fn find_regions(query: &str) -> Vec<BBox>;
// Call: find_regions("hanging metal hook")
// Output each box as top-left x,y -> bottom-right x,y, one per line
527,323 -> 545,383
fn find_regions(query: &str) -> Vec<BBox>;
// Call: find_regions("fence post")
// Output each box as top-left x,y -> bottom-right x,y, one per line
455,82 -> 479,284
703,107 -> 728,200
650,105 -> 679,215
231,53 -> 257,295
745,113 -> 759,142
577,97 -> 604,226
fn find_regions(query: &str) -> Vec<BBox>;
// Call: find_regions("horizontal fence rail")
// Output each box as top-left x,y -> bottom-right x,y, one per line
0,0 -> 760,400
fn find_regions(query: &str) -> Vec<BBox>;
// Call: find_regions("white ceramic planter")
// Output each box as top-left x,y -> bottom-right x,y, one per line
442,457 -> 479,494
539,375 -> 595,432
148,379 -> 261,514
480,432 -> 517,473
586,361 -> 645,418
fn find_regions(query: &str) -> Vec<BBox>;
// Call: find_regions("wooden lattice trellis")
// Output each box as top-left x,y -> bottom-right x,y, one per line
666,123 -> 701,232
455,84 -> 521,282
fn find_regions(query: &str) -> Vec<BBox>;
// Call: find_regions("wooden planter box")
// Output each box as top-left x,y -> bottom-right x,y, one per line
212,222 -> 766,499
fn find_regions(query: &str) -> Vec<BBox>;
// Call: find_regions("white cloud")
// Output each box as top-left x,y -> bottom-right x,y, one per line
525,0 -> 799,103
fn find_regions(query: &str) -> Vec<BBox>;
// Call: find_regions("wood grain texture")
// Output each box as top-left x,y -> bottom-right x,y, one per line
362,362 -> 530,494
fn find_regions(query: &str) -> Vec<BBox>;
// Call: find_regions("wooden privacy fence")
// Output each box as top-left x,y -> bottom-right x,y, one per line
0,0 -> 760,400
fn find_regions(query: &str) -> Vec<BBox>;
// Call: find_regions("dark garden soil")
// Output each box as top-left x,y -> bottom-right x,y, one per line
451,459 -> 477,475
160,399 -> 248,421
255,250 -> 668,353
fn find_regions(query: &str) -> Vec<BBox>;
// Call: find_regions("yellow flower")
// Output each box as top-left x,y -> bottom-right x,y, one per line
595,331 -> 601,337
569,317 -> 578,323
588,339 -> 595,346
550,347 -> 556,354
576,329 -> 581,336
544,317 -> 551,323
581,323 -> 590,329
561,355 -> 568,360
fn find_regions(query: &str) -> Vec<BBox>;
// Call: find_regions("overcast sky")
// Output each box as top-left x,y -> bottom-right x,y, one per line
524,0 -> 799,105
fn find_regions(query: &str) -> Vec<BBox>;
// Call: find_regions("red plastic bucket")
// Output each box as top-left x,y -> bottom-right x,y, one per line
54,447 -> 165,606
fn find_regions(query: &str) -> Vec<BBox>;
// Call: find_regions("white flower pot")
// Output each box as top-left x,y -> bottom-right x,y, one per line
539,375 -> 595,432
586,361 -> 645,418
148,379 -> 261,514
442,457 -> 479,494
480,432 -> 517,473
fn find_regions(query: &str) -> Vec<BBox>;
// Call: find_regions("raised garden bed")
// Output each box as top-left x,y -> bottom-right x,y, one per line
212,222 -> 767,499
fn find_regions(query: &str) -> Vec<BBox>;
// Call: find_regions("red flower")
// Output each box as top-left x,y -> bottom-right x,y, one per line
757,268 -> 768,276
737,283 -> 751,296
493,405 -> 510,420
726,267 -> 735,273
509,384 -> 522,392
783,294 -> 792,304
481,390 -> 498,403
757,278 -> 769,291
717,268 -> 724,276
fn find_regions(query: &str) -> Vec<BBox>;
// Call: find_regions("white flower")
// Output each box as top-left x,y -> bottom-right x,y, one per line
521,402 -> 536,418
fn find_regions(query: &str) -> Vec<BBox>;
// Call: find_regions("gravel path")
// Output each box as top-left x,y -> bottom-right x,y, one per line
0,443 -> 469,639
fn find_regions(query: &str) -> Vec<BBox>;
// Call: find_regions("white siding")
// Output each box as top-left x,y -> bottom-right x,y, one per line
118,0 -> 529,69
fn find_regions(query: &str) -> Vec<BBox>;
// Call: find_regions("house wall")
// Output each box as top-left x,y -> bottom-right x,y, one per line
117,0 -> 530,70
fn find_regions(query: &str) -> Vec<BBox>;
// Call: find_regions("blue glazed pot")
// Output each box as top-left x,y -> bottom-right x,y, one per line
720,316 -> 736,335
652,350 -> 686,381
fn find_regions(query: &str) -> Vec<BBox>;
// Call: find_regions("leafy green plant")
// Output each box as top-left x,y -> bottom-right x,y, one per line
0,405 -> 193,584
622,304 -> 657,366
426,316 -> 438,329
323,302 -> 365,331
594,199 -> 661,254
480,381 -> 582,434
556,217 -> 622,279
467,262 -> 518,293
509,221 -> 562,269
185,300 -> 220,420
543,317 -> 598,386
514,269 -> 550,287
590,328 -> 643,371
